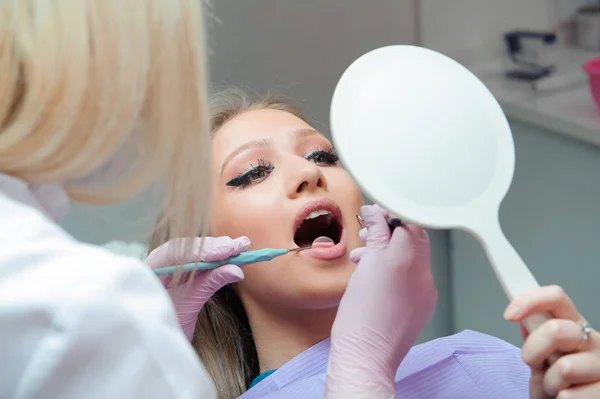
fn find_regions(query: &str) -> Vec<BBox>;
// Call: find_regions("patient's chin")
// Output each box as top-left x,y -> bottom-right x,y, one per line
235,254 -> 356,316
287,268 -> 354,310
295,291 -> 346,311
243,271 -> 353,314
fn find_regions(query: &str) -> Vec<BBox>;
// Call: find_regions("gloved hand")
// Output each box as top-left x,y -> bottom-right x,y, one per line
325,205 -> 437,398
145,236 -> 251,341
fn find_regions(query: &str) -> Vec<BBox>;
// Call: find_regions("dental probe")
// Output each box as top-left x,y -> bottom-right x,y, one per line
356,215 -> 403,231
153,246 -> 312,276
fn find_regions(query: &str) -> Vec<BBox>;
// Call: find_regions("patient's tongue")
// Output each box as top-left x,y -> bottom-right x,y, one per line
312,236 -> 335,248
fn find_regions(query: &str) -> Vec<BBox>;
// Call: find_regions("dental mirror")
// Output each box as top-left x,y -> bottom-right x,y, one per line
330,45 -> 550,332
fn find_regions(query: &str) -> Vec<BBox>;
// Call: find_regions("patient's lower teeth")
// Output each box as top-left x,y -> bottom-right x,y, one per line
312,236 -> 335,248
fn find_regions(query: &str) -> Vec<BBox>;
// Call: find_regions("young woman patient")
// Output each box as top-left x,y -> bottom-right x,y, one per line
147,90 -> 600,399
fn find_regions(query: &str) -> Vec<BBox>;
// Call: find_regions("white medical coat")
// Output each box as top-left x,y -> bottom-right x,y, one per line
0,174 -> 216,399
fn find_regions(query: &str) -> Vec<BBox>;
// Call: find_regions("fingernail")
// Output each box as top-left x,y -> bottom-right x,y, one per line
504,305 -> 521,320
231,267 -> 244,280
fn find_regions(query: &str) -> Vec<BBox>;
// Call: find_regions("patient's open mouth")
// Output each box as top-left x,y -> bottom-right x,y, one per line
293,210 -> 342,248
292,199 -> 347,260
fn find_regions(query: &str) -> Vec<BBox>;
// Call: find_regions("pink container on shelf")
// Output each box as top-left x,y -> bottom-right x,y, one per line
584,58 -> 600,110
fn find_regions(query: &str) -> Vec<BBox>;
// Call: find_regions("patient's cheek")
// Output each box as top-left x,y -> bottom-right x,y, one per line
214,206 -> 276,250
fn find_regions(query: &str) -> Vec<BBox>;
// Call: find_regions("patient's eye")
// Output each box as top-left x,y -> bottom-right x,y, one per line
305,146 -> 339,166
226,159 -> 274,188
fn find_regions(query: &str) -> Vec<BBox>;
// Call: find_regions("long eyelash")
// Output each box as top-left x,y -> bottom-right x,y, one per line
305,145 -> 339,164
226,159 -> 274,188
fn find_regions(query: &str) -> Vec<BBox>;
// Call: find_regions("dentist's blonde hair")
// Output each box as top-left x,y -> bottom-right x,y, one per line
0,1 -> 211,242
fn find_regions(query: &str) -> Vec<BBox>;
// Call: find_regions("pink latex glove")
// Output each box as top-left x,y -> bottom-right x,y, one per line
325,205 -> 437,399
145,236 -> 251,341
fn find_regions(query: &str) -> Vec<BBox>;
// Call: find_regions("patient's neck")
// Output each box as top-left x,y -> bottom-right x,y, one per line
245,301 -> 337,373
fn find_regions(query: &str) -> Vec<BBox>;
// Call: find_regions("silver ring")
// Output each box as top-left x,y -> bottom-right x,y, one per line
577,321 -> 592,351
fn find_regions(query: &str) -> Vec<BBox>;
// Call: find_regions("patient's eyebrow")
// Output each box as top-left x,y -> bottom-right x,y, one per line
293,128 -> 320,139
220,139 -> 272,175
220,129 -> 322,175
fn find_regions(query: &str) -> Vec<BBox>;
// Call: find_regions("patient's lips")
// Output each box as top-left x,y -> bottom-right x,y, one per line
293,199 -> 347,261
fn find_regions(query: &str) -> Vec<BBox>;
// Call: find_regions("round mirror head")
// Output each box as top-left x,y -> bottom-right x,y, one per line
331,46 -> 515,229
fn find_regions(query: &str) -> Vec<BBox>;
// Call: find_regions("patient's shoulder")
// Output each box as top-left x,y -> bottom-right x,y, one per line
399,329 -> 524,378
406,329 -> 521,363
396,330 -> 530,398
436,329 -> 521,353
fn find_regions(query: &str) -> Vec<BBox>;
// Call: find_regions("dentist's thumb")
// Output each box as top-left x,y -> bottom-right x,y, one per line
349,205 -> 392,263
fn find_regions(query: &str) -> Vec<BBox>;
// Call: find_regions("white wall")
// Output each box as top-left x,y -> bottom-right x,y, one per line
420,0 -> 557,62
420,230 -> 453,342
207,0 -> 417,129
60,190 -> 159,244
451,120 -> 600,345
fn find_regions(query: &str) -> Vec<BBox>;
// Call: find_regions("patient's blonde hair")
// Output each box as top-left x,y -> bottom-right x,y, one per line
0,0 -> 211,242
149,89 -> 310,399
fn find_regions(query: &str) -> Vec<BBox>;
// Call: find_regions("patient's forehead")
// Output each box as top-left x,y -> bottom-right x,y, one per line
212,109 -> 322,160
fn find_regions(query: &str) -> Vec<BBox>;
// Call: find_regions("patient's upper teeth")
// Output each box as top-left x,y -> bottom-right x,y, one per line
304,210 -> 331,220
